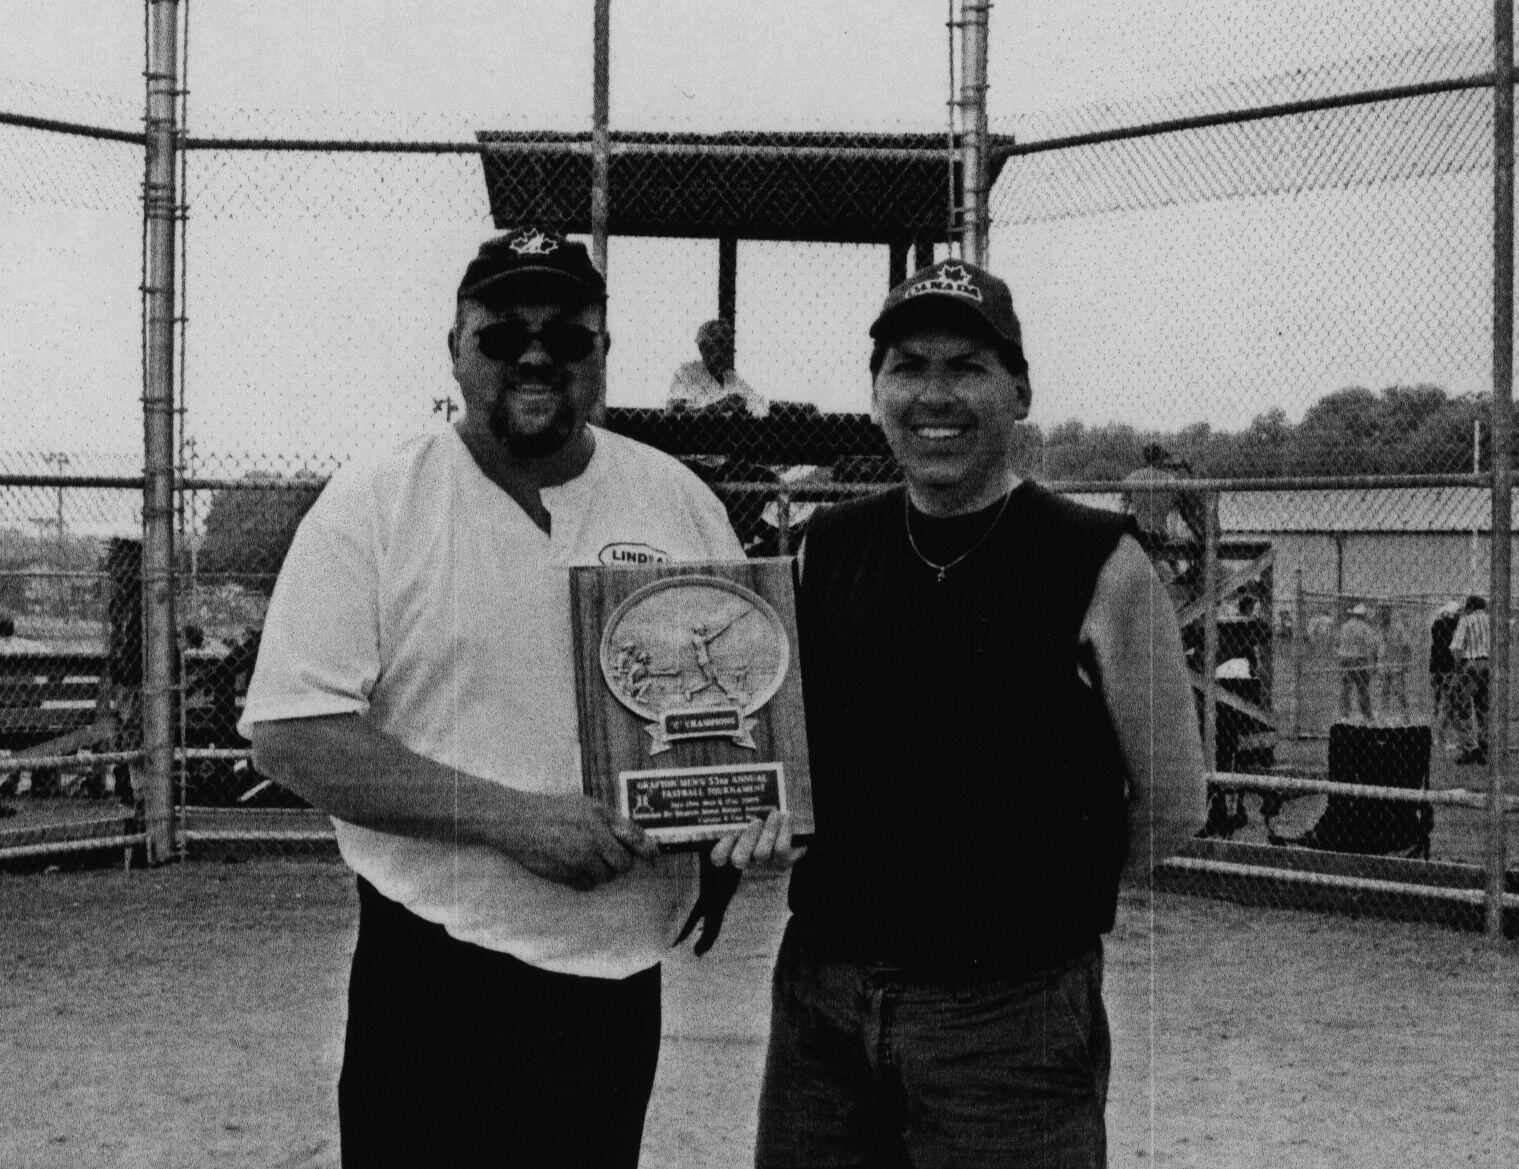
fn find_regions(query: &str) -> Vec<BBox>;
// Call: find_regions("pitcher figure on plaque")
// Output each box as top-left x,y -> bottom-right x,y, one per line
601,576 -> 788,754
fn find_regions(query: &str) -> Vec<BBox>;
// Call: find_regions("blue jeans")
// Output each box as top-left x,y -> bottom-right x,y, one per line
755,922 -> 1110,1169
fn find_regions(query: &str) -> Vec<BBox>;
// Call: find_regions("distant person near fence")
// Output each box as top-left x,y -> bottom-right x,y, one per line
667,317 -> 779,554
1335,602 -> 1381,722
1121,443 -> 1179,542
1449,594 -> 1491,765
241,226 -> 798,1169
1428,601 -> 1462,750
667,317 -> 769,417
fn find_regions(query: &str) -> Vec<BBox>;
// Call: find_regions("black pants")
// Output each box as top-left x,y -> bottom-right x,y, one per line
339,878 -> 662,1168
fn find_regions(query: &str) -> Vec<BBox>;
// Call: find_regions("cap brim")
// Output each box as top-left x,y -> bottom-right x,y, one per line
461,266 -> 604,302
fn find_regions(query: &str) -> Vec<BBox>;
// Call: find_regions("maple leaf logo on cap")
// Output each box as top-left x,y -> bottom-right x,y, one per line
904,262 -> 983,303
507,228 -> 561,256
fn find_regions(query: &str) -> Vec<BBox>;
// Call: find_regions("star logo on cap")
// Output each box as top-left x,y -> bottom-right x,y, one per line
904,263 -> 983,302
507,228 -> 561,256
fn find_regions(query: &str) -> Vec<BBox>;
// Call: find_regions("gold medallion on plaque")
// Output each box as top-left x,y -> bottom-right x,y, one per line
599,575 -> 790,754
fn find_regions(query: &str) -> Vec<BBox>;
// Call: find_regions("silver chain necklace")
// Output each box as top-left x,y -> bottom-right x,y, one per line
903,488 -> 1015,583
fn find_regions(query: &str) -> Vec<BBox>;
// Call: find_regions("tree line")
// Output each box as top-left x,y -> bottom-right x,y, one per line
170,383 -> 1508,593
1026,384 -> 1489,482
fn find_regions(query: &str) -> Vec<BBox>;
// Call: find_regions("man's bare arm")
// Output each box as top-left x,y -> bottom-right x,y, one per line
1082,534 -> 1206,882
249,714 -> 656,891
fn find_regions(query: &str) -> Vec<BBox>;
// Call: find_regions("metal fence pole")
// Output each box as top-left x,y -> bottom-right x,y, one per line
141,0 -> 182,863
1292,568 -> 1304,738
590,3 -> 611,273
589,0 -> 611,424
775,486 -> 792,557
1487,0 -> 1514,941
950,0 -> 991,264
1202,490 -> 1220,770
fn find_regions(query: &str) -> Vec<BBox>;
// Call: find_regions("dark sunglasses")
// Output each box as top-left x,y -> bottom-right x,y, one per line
475,320 -> 600,364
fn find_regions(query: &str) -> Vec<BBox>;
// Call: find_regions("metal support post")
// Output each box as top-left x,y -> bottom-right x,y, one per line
775,486 -> 792,558
1291,569 -> 1304,738
889,238 -> 909,288
718,237 -> 738,335
589,0 -> 612,424
140,0 -> 183,863
1202,491 -> 1220,770
948,0 -> 991,264
1486,0 -> 1514,941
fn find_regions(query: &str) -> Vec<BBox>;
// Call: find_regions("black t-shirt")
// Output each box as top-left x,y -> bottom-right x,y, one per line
787,482 -> 1134,976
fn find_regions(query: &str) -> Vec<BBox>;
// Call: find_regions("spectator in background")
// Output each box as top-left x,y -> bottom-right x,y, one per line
1429,601 -> 1462,749
1120,443 -> 1179,543
1450,595 -> 1492,765
1376,606 -> 1411,721
667,317 -> 776,553
667,318 -> 769,418
1122,444 -> 1208,609
1335,602 -> 1382,722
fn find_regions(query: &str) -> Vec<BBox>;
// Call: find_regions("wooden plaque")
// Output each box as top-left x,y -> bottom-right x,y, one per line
570,557 -> 813,849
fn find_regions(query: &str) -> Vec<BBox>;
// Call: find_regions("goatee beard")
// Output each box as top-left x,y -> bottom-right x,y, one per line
490,398 -> 574,458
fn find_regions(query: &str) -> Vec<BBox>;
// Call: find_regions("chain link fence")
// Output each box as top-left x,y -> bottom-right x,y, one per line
0,458 -> 143,867
1,6 -> 1514,934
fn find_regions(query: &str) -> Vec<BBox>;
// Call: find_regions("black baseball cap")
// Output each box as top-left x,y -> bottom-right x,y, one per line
869,259 -> 1023,354
457,226 -> 607,304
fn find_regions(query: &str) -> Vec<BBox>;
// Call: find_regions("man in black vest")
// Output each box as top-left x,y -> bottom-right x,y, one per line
755,260 -> 1205,1169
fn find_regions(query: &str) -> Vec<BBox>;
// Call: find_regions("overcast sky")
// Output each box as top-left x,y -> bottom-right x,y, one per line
1,0 -> 1498,476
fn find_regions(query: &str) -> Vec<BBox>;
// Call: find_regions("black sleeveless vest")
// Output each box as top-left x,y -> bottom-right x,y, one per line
787,481 -> 1134,976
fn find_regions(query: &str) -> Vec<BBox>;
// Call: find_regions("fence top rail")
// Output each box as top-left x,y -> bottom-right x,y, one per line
0,474 -> 144,490
1010,74 -> 1496,156
6,75 -> 1496,156
0,109 -> 144,145
0,470 -> 1498,499
1053,473 -> 1489,494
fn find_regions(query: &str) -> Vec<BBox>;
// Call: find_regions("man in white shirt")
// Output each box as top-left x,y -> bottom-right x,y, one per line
668,318 -> 769,417
1335,602 -> 1382,721
1449,594 -> 1492,764
240,226 -> 797,1168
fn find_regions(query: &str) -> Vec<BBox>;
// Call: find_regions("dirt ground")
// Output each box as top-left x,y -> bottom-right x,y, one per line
1,859 -> 1515,1169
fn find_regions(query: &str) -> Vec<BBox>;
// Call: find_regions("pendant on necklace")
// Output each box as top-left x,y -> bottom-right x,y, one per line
935,569 -> 947,584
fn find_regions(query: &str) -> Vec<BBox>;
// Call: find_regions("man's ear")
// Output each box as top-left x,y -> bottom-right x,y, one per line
1012,372 -> 1032,420
447,328 -> 459,362
603,330 -> 613,357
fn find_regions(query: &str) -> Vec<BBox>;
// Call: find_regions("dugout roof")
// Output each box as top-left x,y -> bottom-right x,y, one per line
474,130 -> 1019,244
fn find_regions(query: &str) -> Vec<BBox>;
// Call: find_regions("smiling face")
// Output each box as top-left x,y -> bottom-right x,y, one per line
871,325 -> 1031,516
449,295 -> 607,463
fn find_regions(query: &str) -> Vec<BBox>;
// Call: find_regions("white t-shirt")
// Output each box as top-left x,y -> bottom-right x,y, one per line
239,426 -> 744,977
667,361 -> 769,417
